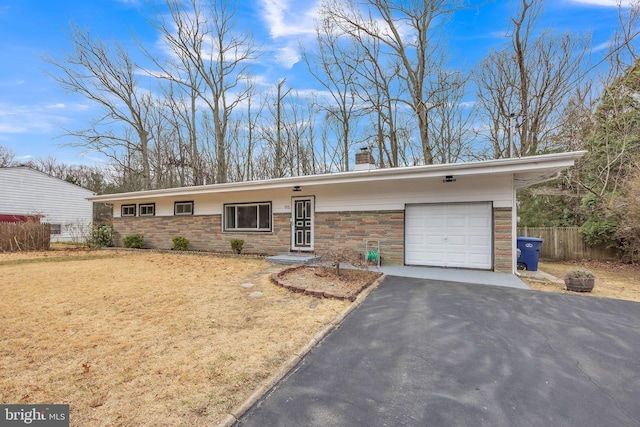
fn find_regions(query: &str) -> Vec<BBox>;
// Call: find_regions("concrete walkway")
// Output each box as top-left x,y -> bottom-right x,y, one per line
376,265 -> 529,289
266,253 -> 529,290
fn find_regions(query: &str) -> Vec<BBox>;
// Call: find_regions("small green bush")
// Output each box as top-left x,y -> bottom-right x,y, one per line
90,224 -> 115,248
230,238 -> 244,254
172,236 -> 190,251
123,234 -> 144,249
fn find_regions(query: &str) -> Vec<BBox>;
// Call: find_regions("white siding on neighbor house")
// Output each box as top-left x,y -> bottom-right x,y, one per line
0,168 -> 95,242
111,173 -> 514,218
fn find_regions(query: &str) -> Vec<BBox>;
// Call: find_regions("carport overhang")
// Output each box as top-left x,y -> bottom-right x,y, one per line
509,151 -> 587,274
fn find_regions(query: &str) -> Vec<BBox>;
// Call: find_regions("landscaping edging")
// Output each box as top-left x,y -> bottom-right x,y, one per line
270,264 -> 383,301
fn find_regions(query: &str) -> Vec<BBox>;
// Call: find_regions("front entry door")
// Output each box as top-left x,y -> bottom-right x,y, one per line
292,197 -> 314,251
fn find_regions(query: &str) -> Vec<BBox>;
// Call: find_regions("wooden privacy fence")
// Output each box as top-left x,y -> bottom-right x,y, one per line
0,222 -> 51,252
517,227 -> 618,262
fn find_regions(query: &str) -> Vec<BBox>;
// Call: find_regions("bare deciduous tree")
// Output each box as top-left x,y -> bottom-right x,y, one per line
337,18 -> 403,167
429,71 -> 474,163
152,0 -> 258,184
322,0 -> 469,165
44,23 -> 156,189
304,14 -> 362,171
475,0 -> 589,158
0,145 -> 15,167
257,81 -> 317,178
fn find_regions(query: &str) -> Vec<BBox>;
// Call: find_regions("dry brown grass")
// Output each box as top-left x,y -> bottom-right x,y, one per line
0,249 -> 350,426
523,260 -> 640,303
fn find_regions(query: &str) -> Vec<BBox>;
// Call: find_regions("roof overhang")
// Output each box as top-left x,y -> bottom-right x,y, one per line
89,151 -> 587,202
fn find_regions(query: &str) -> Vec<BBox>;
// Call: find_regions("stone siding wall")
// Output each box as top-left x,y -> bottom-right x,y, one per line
113,213 -> 291,254
493,207 -> 513,273
112,207 -> 512,271
112,210 -> 406,265
314,211 -> 405,265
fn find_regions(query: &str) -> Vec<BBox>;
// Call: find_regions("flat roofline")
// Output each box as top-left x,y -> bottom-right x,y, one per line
89,151 -> 587,202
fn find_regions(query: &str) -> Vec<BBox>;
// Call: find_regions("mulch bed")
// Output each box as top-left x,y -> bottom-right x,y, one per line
272,265 -> 383,301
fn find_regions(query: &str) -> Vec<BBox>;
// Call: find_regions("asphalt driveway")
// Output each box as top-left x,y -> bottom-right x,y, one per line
236,276 -> 640,427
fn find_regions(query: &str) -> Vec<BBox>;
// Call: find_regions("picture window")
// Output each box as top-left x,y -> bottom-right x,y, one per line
224,202 -> 272,232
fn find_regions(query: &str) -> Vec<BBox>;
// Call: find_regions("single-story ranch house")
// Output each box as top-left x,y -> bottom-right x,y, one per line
89,150 -> 586,274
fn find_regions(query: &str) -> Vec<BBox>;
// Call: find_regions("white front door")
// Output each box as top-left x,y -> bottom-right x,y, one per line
405,202 -> 493,269
291,197 -> 314,251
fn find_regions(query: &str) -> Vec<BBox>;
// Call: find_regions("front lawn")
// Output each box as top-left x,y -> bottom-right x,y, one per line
0,249 -> 350,426
524,260 -> 640,303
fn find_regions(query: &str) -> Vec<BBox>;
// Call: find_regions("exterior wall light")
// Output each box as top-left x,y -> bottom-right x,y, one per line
293,186 -> 302,192
443,176 -> 456,183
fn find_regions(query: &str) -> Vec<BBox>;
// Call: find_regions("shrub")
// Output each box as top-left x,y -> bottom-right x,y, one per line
172,236 -> 190,251
90,224 -> 115,248
65,221 -> 91,246
320,249 -> 368,276
123,234 -> 144,249
230,238 -> 244,254
564,269 -> 595,279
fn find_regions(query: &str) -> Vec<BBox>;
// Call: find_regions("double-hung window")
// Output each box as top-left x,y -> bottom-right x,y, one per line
224,202 -> 271,232
139,203 -> 155,216
122,204 -> 136,217
174,201 -> 194,215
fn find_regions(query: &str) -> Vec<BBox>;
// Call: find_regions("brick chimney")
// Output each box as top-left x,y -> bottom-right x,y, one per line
354,147 -> 376,171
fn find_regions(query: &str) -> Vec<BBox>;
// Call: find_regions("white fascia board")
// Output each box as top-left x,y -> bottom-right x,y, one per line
89,151 -> 587,203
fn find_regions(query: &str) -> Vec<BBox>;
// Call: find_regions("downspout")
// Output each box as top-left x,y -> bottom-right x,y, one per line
513,176 -> 519,276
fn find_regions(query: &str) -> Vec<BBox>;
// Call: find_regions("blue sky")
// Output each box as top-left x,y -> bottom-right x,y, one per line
0,0 -> 633,165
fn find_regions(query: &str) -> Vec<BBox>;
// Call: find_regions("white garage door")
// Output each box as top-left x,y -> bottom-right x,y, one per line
405,202 -> 493,269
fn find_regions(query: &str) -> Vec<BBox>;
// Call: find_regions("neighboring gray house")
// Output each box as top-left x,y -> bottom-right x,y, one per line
0,167 -> 95,242
89,151 -> 586,274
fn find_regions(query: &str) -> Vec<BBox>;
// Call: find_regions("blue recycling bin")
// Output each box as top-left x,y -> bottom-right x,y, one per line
517,237 -> 543,271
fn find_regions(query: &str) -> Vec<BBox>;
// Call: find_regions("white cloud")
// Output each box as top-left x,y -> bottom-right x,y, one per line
0,102 -> 89,135
44,103 -> 67,110
593,40 -> 612,52
490,31 -> 510,39
567,0 -> 633,6
275,46 -> 301,69
113,0 -> 141,5
0,79 -> 26,87
258,0 -> 320,38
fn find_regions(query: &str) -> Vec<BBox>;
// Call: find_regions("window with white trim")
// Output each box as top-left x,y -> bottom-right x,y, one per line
139,203 -> 155,216
224,202 -> 272,231
174,201 -> 194,215
122,204 -> 136,217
